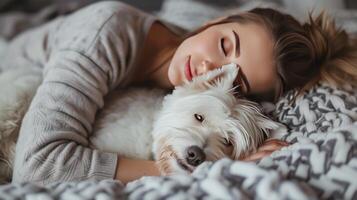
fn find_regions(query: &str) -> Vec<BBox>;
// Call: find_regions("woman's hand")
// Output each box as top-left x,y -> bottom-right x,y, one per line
242,139 -> 289,161
115,157 -> 161,184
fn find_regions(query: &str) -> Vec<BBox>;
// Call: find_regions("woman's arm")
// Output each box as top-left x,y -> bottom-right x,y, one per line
12,50 -> 119,184
12,1 -> 157,184
242,139 -> 289,161
13,50 -> 161,185
114,138 -> 287,184
115,157 -> 160,184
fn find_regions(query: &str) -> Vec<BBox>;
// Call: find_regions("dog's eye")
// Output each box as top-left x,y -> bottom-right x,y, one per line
223,138 -> 232,146
194,114 -> 204,122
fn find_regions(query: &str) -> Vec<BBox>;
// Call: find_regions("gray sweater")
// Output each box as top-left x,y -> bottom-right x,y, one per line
3,1 -> 182,184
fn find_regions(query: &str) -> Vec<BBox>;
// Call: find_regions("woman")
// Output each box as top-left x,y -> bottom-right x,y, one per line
6,1 -> 356,185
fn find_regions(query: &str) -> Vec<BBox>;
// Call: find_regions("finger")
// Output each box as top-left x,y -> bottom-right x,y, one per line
242,150 -> 273,161
264,138 -> 289,144
243,152 -> 270,161
259,139 -> 289,150
263,139 -> 290,146
258,143 -> 288,152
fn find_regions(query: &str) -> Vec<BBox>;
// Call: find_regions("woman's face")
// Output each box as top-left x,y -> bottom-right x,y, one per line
168,21 -> 279,98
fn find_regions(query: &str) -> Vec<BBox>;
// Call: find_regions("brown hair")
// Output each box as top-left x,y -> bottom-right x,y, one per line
186,8 -> 357,101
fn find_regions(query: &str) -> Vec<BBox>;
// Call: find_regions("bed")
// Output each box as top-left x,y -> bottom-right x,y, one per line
0,0 -> 356,199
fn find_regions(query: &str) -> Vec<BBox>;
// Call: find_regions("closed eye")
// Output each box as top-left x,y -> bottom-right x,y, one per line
220,38 -> 227,56
232,30 -> 240,58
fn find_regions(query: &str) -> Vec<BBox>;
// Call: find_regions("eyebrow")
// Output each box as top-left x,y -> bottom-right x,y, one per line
232,30 -> 240,58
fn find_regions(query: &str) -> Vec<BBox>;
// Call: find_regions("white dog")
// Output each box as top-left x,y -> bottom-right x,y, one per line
90,64 -> 279,175
0,68 -> 42,183
0,64 -> 280,182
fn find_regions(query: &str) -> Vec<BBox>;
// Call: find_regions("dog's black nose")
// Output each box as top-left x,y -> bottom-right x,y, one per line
186,146 -> 206,166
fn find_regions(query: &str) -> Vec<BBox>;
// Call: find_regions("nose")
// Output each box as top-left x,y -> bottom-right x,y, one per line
197,60 -> 215,76
186,146 -> 206,166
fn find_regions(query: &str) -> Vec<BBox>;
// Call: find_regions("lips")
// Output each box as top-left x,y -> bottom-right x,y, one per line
184,56 -> 193,81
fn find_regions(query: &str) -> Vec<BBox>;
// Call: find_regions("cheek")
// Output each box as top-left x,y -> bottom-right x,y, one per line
168,33 -> 220,86
245,67 -> 276,94
167,63 -> 180,86
181,34 -> 219,61
168,45 -> 186,86
192,35 -> 220,59
168,36 -> 205,86
239,53 -> 276,94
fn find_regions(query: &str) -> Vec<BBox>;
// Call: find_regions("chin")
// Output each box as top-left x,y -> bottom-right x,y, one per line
91,64 -> 280,175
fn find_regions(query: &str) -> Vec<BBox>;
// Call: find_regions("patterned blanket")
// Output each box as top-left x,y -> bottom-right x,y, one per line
1,0 -> 356,199
0,82 -> 356,200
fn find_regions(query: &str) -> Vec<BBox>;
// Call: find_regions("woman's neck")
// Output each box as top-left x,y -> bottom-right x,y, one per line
134,22 -> 181,89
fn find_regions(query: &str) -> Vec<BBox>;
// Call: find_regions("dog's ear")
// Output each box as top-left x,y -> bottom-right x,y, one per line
239,99 -> 280,136
230,99 -> 280,158
181,63 -> 238,92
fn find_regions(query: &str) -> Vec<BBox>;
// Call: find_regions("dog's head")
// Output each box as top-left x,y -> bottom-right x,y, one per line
152,64 -> 279,175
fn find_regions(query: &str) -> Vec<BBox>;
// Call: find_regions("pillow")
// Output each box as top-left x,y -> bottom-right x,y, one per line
157,0 -> 285,31
157,0 -> 223,30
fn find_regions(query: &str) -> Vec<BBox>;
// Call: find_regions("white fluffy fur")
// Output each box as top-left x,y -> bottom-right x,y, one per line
0,64 -> 280,181
91,64 -> 280,175
0,68 -> 42,184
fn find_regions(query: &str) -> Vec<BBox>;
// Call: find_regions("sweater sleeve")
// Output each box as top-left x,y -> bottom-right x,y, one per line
12,1 -> 155,184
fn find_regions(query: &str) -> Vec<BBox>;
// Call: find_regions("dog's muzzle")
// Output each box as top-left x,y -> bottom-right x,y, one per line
186,145 -> 206,166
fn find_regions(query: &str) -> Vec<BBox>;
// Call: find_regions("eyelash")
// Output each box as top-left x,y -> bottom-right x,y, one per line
220,38 -> 227,56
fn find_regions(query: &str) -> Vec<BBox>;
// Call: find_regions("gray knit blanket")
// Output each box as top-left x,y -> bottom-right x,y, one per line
0,82 -> 356,200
